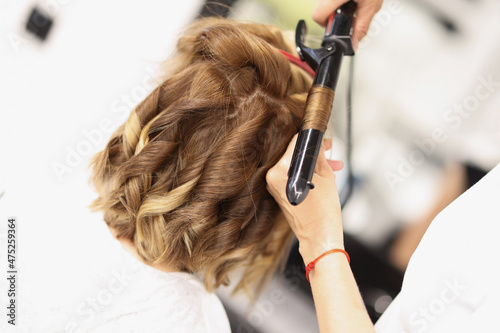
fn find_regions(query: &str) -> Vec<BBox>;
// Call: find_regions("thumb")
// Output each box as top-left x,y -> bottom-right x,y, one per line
312,0 -> 349,26
351,0 -> 383,49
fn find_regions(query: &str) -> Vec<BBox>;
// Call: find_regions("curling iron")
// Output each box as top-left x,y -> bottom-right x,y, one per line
286,1 -> 357,206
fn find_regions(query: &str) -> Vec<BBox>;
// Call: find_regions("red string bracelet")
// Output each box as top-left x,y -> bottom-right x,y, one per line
305,249 -> 350,282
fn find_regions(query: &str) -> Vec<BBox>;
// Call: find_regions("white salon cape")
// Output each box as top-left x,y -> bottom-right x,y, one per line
77,249 -> 232,333
375,162 -> 500,332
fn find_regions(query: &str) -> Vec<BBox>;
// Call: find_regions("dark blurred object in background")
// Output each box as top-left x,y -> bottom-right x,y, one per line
198,0 -> 240,18
25,7 -> 53,41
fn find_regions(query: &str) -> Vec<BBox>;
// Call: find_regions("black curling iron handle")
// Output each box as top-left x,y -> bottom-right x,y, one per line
286,129 -> 324,205
286,1 -> 356,206
325,1 -> 356,38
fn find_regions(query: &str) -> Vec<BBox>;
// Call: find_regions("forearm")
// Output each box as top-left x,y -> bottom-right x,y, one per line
266,134 -> 374,331
307,250 -> 375,332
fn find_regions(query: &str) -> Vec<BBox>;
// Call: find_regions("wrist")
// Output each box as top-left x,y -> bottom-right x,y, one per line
307,251 -> 351,283
298,235 -> 345,265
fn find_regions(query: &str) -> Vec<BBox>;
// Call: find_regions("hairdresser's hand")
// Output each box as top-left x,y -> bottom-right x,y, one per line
266,134 -> 345,264
313,0 -> 383,50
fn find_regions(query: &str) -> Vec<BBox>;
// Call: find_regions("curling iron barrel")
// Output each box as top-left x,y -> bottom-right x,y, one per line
286,1 -> 356,205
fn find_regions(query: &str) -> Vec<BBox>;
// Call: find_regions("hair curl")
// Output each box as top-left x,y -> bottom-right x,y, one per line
89,17 -> 312,294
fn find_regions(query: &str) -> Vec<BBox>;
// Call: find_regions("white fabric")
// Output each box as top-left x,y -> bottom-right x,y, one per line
84,250 -> 231,333
375,162 -> 500,332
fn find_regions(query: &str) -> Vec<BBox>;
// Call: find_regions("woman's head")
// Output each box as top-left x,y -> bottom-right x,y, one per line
90,17 -> 312,293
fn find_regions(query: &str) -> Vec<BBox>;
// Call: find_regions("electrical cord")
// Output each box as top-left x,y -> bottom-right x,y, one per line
340,57 -> 354,208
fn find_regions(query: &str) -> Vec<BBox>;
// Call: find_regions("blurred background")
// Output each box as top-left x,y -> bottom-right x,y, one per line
0,0 -> 499,332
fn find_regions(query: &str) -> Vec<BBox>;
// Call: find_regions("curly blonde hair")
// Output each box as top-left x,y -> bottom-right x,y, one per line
89,17 -> 312,294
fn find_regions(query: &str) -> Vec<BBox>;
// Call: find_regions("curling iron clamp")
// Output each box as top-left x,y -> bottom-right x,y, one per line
286,1 -> 356,205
